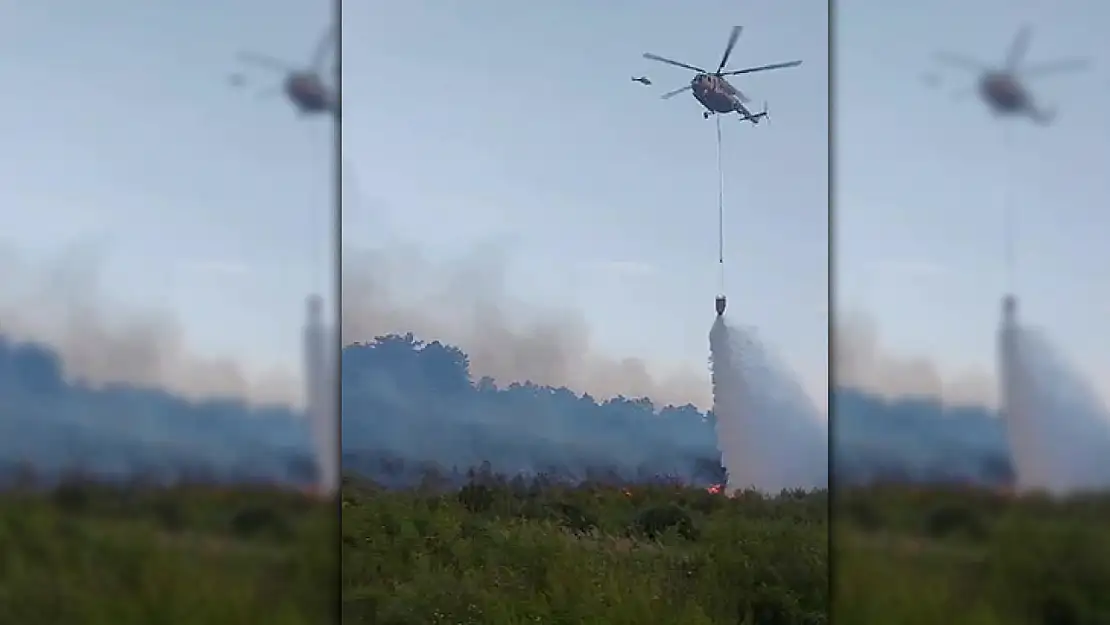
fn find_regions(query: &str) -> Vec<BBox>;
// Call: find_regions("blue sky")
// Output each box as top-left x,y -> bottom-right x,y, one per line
836,0 -> 1110,403
342,1 -> 829,405
0,1 -> 335,383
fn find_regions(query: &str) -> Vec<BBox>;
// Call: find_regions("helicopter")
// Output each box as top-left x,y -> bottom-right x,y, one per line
631,76 -> 652,85
232,25 -> 338,119
932,24 -> 1090,126
643,26 -> 801,123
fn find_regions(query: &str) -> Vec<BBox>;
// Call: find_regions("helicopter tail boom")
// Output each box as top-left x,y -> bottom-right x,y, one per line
1030,105 -> 1056,126
735,100 -> 768,124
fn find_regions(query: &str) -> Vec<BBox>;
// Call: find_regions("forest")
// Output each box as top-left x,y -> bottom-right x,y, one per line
341,333 -> 1013,488
0,330 -> 1013,486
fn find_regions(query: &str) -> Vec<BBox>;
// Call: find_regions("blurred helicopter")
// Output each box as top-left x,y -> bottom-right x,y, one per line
631,76 -> 653,85
932,25 -> 1090,126
643,26 -> 801,123
232,25 -> 338,119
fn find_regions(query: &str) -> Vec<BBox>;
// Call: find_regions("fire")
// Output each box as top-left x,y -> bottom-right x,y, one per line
706,484 -> 724,495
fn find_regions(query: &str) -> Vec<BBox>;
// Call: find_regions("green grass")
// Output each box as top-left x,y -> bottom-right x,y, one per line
0,479 -> 335,624
342,475 -> 828,624
835,486 -> 1110,625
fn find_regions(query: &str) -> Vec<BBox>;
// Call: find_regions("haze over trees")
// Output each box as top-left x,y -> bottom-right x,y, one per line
1,331 -> 1013,486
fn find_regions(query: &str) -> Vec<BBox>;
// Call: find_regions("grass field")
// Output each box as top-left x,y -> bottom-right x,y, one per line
835,486 -> 1110,625
20,475 -> 1101,624
342,475 -> 828,625
0,479 -> 335,624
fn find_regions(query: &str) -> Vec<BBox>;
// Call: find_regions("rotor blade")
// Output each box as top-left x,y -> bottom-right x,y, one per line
255,86 -> 282,100
934,52 -> 989,72
920,72 -> 942,89
660,84 -> 693,100
952,87 -> 976,101
1019,57 -> 1092,77
238,52 -> 296,73
643,53 -> 706,74
1005,24 -> 1032,70
717,26 -> 742,73
721,60 -> 802,76
310,24 -> 336,73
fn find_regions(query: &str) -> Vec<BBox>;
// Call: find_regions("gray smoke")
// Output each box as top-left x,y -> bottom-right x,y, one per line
341,245 -> 710,408
834,310 -> 995,407
0,243 -> 300,407
340,240 -> 1006,415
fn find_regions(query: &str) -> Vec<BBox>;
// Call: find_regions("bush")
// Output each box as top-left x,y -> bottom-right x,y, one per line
342,474 -> 829,624
230,505 -> 292,540
923,503 -> 988,541
632,503 -> 698,541
0,482 -> 333,624
835,486 -> 1110,625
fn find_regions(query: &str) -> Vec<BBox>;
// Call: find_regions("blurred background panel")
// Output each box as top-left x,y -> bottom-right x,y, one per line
834,0 -> 1110,621
0,1 -> 337,622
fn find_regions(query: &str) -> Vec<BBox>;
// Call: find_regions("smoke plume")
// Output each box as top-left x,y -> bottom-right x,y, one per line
341,245 -> 710,408
0,243 -> 300,407
834,310 -> 995,407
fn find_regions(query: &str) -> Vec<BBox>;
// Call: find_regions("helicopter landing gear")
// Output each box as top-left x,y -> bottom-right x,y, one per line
703,111 -> 710,119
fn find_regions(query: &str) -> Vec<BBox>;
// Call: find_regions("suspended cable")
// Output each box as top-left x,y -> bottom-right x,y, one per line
716,115 -> 725,294
1001,124 -> 1016,296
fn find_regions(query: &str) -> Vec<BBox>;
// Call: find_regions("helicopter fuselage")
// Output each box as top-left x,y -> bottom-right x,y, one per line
979,72 -> 1030,114
691,74 -> 740,113
285,72 -> 334,114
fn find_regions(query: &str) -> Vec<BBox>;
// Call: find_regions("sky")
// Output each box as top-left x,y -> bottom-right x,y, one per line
342,1 -> 829,406
836,0 -> 1110,405
0,1 -> 335,397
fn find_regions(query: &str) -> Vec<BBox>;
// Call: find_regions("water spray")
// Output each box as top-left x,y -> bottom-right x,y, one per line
303,294 -> 336,495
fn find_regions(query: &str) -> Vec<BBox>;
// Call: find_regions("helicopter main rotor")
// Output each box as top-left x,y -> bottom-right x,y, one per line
643,26 -> 802,102
933,24 -> 1091,79
236,25 -> 336,79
